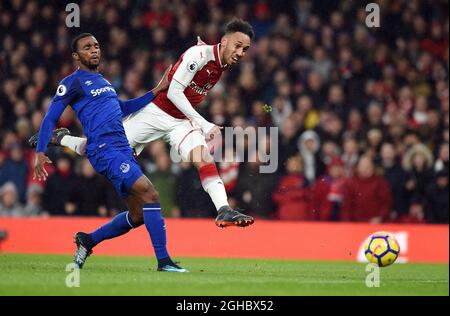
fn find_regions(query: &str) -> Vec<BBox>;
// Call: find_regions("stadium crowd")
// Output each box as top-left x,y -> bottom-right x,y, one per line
0,0 -> 448,223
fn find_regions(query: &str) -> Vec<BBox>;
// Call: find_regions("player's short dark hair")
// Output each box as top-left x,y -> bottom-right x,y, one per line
224,19 -> 254,39
71,33 -> 95,52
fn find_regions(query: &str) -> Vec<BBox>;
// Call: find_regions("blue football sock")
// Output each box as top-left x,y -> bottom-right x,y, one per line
90,211 -> 136,246
143,203 -> 170,261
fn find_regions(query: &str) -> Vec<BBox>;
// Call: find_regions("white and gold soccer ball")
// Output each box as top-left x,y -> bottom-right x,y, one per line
364,231 -> 400,267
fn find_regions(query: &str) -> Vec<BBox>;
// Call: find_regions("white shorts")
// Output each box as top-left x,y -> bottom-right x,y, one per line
122,102 -> 208,160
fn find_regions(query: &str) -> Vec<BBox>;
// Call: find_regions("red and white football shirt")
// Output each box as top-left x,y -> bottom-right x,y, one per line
153,44 -> 228,119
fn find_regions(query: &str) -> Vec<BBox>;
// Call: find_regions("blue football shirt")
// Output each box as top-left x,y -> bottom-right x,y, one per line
37,68 -> 154,155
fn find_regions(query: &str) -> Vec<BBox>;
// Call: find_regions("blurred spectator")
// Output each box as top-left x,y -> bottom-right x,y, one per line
273,155 -> 310,220
341,156 -> 392,223
144,152 -> 178,218
295,95 -> 320,130
341,136 -> 359,176
424,169 -> 449,224
434,142 -> 449,172
345,109 -> 365,143
0,182 -> 24,216
311,157 -> 346,221
278,115 -> 300,170
42,155 -> 76,215
270,95 -> 293,128
298,130 -> 325,183
305,71 -> 327,109
366,128 -> 384,157
175,161 -> 216,218
65,159 -> 118,217
317,111 -> 343,143
320,140 -> 340,166
235,157 -> 278,219
0,144 -> 28,203
379,142 -> 409,218
403,144 -> 435,221
366,102 -> 384,130
23,184 -> 43,216
312,47 -> 333,80
326,84 -> 348,120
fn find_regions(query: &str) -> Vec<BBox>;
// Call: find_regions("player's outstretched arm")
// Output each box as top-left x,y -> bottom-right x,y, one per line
34,77 -> 79,181
119,64 -> 172,117
34,100 -> 67,181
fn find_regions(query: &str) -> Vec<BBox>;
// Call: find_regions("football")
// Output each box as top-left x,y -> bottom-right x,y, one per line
364,231 -> 400,267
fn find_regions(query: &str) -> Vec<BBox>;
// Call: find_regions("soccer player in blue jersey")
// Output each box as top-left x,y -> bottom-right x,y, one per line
33,33 -> 187,272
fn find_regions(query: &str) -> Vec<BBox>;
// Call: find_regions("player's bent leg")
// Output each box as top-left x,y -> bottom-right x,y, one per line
128,176 -> 188,273
73,190 -> 147,269
190,145 -> 229,210
74,198 -> 144,268
73,150 -> 145,269
28,127 -> 71,149
124,191 -> 145,224
28,127 -> 88,156
74,210 -> 141,269
188,145 -> 254,228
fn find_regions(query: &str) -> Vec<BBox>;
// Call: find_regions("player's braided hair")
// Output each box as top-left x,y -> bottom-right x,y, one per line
71,33 -> 95,52
224,18 -> 254,39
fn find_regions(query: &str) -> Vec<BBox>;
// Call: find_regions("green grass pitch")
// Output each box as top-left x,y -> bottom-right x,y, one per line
0,253 -> 448,296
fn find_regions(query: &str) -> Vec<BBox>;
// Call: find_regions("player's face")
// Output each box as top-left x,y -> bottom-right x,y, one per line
73,36 -> 101,70
221,32 -> 251,66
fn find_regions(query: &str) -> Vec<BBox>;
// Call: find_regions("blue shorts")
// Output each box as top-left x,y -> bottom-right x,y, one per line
88,146 -> 143,198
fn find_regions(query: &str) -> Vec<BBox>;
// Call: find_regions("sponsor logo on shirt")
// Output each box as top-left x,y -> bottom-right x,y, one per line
188,81 -> 213,96
90,86 -> 116,97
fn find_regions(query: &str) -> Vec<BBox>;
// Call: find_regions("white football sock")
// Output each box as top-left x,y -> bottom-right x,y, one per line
201,177 -> 230,211
61,135 -> 87,156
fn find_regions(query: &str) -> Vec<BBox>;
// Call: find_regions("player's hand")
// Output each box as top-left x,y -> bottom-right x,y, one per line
153,64 -> 173,95
33,152 -> 52,181
205,125 -> 223,142
197,36 -> 206,45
